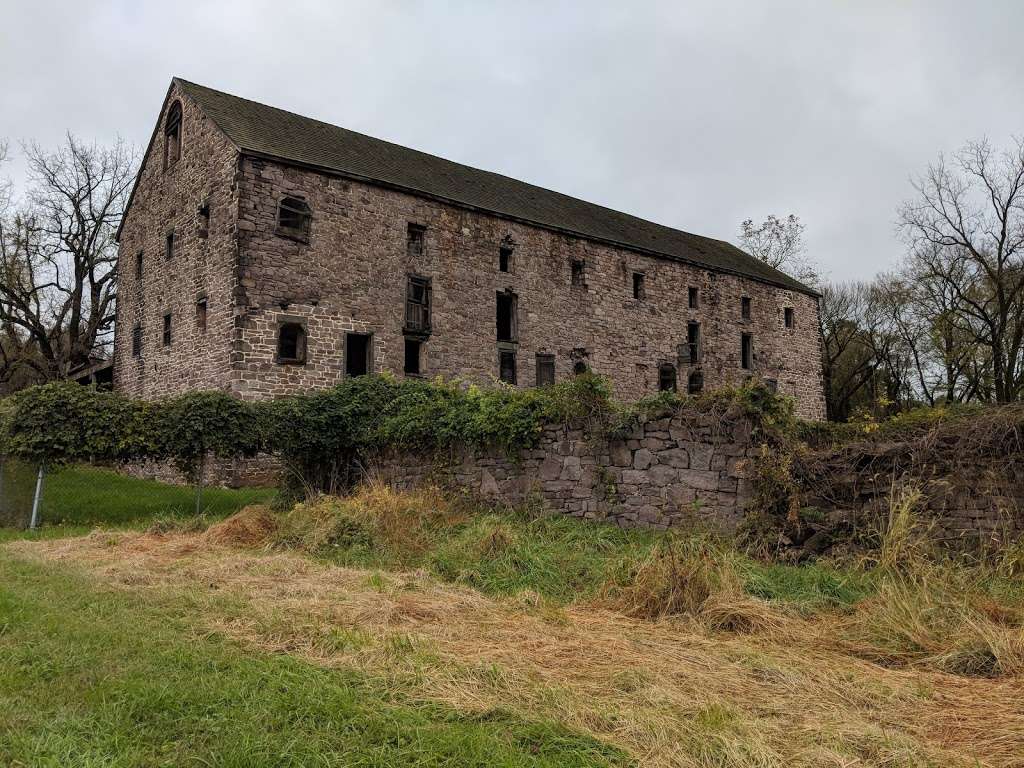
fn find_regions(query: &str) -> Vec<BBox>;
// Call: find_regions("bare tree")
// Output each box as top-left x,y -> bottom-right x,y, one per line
739,213 -> 819,286
0,136 -> 136,383
898,138 -> 1024,403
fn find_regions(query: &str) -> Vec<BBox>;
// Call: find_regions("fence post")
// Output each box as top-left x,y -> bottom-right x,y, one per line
29,463 -> 45,530
195,454 -> 205,516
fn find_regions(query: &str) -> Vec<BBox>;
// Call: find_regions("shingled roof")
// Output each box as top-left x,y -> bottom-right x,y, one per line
174,78 -> 815,295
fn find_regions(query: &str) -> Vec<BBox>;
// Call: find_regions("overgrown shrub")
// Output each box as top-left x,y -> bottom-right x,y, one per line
156,391 -> 262,481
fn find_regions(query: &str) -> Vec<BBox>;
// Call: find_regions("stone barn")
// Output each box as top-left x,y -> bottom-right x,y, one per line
114,78 -> 825,419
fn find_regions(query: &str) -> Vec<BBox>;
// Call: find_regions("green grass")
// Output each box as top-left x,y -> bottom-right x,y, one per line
0,462 -> 273,531
0,552 -> 629,768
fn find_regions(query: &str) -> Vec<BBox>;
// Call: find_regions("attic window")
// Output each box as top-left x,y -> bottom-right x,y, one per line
499,245 -> 512,272
277,196 -> 312,241
277,322 -> 307,364
164,101 -> 182,169
688,286 -> 699,309
741,296 -> 752,320
784,307 -> 794,328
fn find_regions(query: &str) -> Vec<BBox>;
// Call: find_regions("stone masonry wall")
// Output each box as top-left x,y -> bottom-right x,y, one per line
114,82 -> 242,400
372,411 -> 759,531
232,157 -> 826,419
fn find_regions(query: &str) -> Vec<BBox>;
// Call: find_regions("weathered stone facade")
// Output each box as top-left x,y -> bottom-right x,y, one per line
115,81 -> 826,420
373,411 -> 759,531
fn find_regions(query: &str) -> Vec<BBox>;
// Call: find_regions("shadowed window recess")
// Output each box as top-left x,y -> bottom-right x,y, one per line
277,196 -> 312,241
658,363 -> 677,392
277,322 -> 306,364
164,100 -> 181,168
535,353 -> 555,386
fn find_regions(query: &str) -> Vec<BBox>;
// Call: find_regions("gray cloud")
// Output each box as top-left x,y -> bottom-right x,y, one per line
2,0 -> 1022,281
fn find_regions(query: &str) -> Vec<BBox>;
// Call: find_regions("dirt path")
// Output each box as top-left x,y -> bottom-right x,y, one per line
9,531 -> 1024,768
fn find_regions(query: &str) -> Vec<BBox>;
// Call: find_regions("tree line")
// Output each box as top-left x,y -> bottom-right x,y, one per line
2,133 -> 1022,421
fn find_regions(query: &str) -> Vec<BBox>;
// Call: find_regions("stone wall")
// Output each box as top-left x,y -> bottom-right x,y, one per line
372,410 -> 760,531
232,156 -> 826,418
114,81 -> 242,400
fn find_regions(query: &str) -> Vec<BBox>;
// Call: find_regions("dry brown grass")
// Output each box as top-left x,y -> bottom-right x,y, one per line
10,529 -> 1024,768
201,504 -> 279,548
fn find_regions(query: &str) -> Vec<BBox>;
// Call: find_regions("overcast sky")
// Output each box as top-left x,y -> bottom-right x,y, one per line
2,0 -> 1022,281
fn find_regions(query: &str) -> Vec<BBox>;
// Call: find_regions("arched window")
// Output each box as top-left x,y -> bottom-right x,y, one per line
164,101 -> 182,169
687,370 -> 704,395
277,196 -> 312,241
277,322 -> 307,364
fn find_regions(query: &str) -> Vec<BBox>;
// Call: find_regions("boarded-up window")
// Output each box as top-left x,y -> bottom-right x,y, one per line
405,275 -> 432,334
536,353 -> 555,386
277,197 -> 312,241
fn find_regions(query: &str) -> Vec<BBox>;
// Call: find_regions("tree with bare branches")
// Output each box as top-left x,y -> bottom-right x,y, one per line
0,136 -> 136,386
898,137 -> 1024,403
739,213 -> 820,286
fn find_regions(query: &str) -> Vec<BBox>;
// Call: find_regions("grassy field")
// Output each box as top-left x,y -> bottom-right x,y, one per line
2,483 -> 1023,767
0,462 -> 274,533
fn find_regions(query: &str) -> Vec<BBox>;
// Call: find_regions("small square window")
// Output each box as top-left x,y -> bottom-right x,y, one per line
784,307 -> 794,328
688,286 -> 699,309
632,272 -> 645,300
741,296 -> 751,320
277,322 -> 307,364
162,313 -> 172,346
536,353 -> 555,387
196,298 -> 207,333
404,338 -> 422,375
407,223 -> 425,259
131,325 -> 142,358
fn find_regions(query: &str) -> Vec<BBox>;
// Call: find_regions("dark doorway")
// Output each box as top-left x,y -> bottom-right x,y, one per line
346,333 -> 372,377
496,291 -> 517,342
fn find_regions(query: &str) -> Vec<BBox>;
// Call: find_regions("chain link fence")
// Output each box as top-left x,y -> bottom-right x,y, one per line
0,458 -> 275,531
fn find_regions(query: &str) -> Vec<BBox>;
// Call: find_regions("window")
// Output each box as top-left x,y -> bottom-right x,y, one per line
345,333 -> 371,377
687,322 -> 701,364
404,275 -> 432,334
135,251 -> 144,280
571,259 -> 586,287
277,197 -> 312,241
658,363 -> 677,392
784,307 -> 794,328
497,240 -> 512,276
573,360 -> 589,376
277,322 -> 307,364
131,325 -> 142,358
741,333 -> 753,370
195,298 -> 207,333
688,286 -> 699,309
162,313 -> 172,346
165,231 -> 175,260
404,338 -> 422,375
164,101 -> 182,169
687,370 -> 704,395
197,201 -> 210,239
632,272 -> 645,300
741,296 -> 751,320
496,290 -> 517,342
499,349 -> 517,384
536,353 -> 555,387
407,223 -> 425,259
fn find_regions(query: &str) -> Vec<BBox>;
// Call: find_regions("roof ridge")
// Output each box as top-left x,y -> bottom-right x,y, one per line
173,78 -> 815,295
